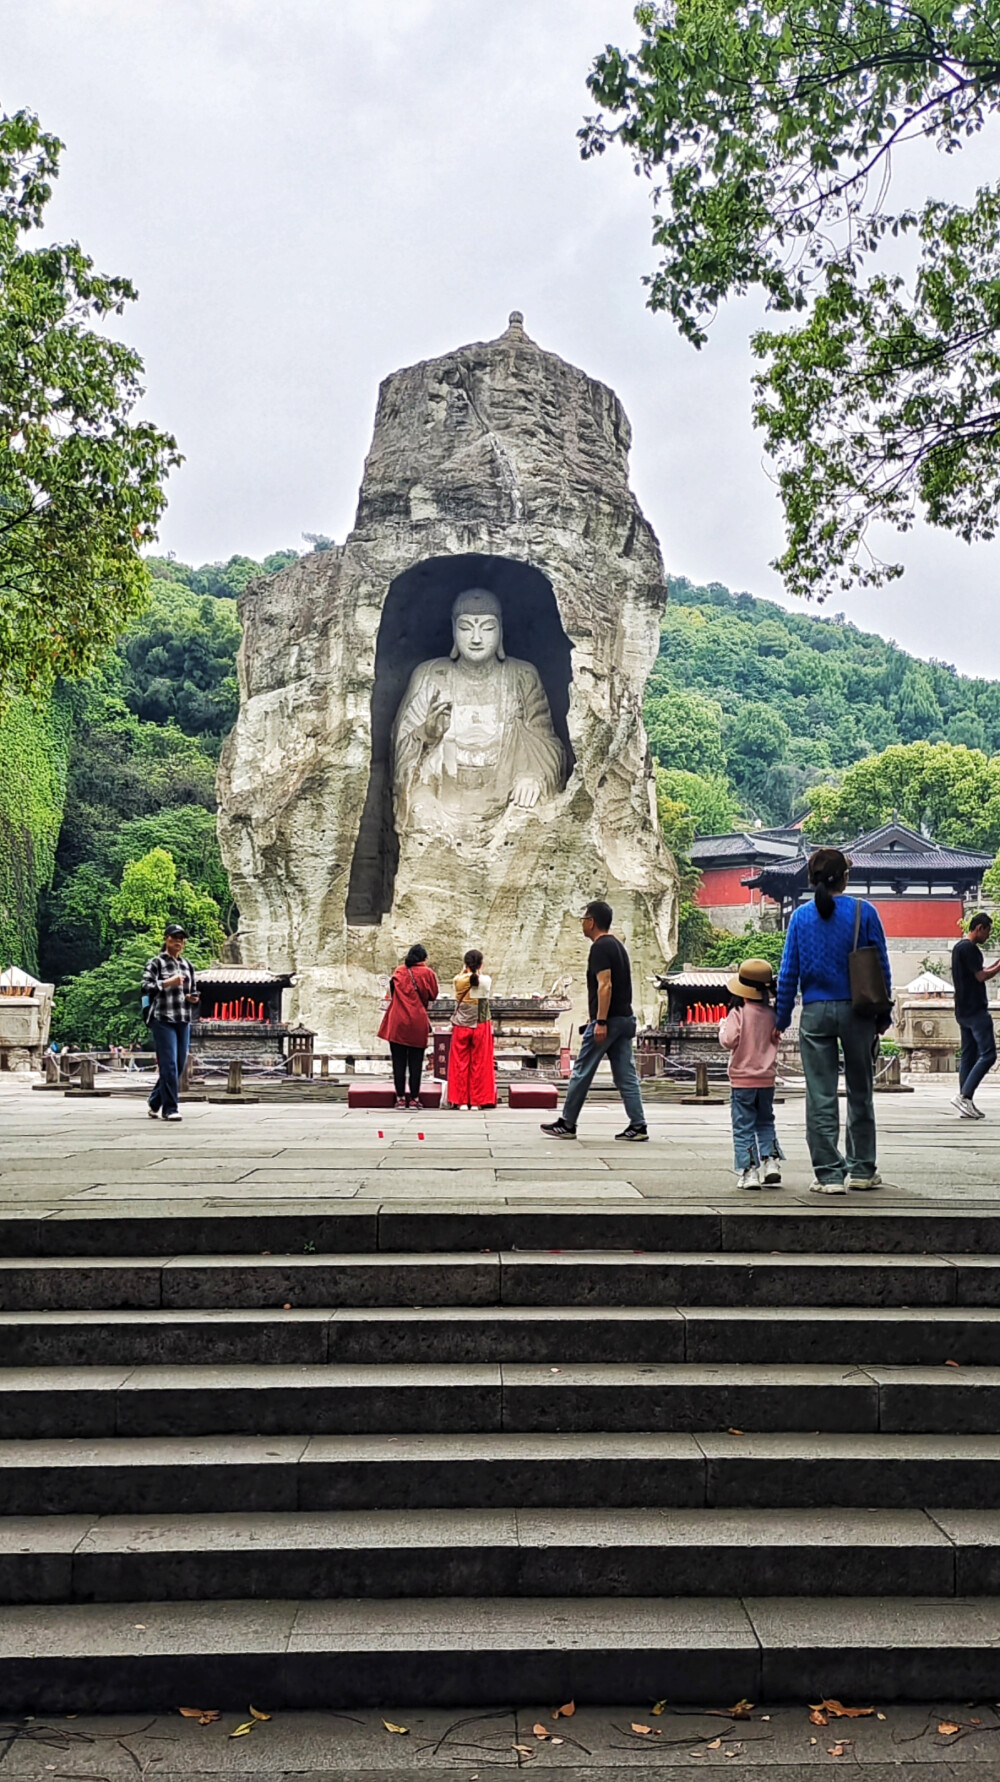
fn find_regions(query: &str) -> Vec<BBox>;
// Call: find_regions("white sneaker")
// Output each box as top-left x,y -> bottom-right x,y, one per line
164,1111 -> 183,1122
848,1172 -> 883,1190
952,1094 -> 979,1119
760,1157 -> 782,1185
810,1179 -> 846,1195
736,1164 -> 761,1190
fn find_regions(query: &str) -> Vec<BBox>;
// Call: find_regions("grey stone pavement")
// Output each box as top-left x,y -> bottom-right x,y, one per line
2,1071 -> 1000,1213
5,1073 -> 1000,1774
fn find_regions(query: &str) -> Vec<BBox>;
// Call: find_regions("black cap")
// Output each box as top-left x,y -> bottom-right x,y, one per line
163,923 -> 188,939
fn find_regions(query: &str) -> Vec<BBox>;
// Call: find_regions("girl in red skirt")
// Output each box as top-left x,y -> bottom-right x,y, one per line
447,949 -> 496,1109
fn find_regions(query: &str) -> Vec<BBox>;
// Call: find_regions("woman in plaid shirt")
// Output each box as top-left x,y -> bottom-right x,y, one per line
142,924 -> 199,1121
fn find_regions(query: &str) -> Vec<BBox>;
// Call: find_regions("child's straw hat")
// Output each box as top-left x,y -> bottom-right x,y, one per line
727,958 -> 776,1002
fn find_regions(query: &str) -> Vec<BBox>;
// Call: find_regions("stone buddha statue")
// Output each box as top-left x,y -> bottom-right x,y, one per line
392,588 -> 564,835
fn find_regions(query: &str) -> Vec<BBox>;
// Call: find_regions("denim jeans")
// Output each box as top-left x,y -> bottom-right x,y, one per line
798,998 -> 877,1184
958,1009 -> 998,1102
148,1019 -> 191,1118
730,1086 -> 784,1171
562,1015 -> 645,1129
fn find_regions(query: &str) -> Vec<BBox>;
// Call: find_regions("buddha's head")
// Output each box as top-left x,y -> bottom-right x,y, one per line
450,588 -> 505,664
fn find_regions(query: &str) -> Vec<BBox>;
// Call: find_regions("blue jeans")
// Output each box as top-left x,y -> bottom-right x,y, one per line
799,998 -> 877,1184
562,1016 -> 645,1129
959,1009 -> 997,1102
730,1086 -> 784,1171
148,1019 -> 191,1117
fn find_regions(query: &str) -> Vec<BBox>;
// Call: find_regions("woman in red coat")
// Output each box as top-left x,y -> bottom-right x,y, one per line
377,944 -> 439,1108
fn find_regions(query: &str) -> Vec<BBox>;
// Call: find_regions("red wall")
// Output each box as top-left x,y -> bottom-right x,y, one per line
696,869 -> 965,940
696,866 -> 757,907
871,898 -> 965,939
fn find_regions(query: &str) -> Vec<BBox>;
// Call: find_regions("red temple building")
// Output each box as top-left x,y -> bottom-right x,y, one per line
690,820 -> 993,987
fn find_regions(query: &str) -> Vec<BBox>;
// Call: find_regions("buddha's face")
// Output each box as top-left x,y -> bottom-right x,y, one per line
453,610 -> 501,665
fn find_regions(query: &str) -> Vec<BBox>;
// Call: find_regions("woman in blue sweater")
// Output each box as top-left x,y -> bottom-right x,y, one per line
775,848 -> 892,1194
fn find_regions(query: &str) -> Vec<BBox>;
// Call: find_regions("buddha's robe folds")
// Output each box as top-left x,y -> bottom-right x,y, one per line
392,655 -> 563,832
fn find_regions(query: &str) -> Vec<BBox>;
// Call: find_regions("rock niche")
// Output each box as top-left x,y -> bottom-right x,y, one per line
217,314 -> 678,1047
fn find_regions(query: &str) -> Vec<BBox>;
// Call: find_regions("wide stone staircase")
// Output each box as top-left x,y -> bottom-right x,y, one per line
3,1201 -> 1000,1709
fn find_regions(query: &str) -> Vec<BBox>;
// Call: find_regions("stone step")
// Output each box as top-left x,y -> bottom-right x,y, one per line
1,1505 -> 990,1605
7,1205 -> 1000,1257
4,1249 -> 999,1309
10,1358 -> 1000,1439
7,1428 -> 1000,1519
1,1593 -> 1000,1710
8,1303 -> 1000,1366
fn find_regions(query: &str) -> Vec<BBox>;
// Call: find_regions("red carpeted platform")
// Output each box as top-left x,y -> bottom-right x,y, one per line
347,1081 -> 443,1109
507,1082 -> 559,1110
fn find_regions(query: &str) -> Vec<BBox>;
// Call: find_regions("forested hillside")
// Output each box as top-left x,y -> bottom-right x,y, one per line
646,577 -> 1000,831
25,553 -> 285,1042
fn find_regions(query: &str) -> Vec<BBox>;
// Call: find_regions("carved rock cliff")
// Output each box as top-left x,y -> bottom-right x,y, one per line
217,315 -> 678,1046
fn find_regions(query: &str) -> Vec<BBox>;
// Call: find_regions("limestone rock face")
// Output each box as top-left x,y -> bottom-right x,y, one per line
218,315 -> 678,1046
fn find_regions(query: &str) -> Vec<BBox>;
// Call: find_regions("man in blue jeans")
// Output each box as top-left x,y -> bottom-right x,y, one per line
952,912 -> 1000,1119
142,924 -> 199,1122
541,900 -> 648,1142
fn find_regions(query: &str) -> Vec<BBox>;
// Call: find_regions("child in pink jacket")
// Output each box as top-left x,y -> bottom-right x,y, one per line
719,958 -> 784,1190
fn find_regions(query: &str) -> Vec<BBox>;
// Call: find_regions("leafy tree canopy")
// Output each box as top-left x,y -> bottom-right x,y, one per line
582,3 -> 1000,597
119,577 -> 241,737
0,110 -> 180,697
808,740 -> 1000,852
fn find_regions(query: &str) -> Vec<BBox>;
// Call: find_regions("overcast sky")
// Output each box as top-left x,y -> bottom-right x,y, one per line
4,0 -> 999,675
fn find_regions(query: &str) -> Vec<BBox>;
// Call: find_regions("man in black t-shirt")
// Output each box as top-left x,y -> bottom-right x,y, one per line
541,899 -> 648,1141
952,912 -> 1000,1119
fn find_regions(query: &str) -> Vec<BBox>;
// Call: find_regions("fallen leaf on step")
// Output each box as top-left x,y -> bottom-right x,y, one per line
815,1700 -> 873,1719
549,1736 -> 564,1745
650,1700 -> 667,1716
876,1713 -> 886,1721
706,1737 -> 722,1749
631,1724 -> 654,1735
179,1708 -> 219,1725
827,1741 -> 851,1757
946,1359 -> 961,1367
937,1721 -> 961,1736
553,1700 -> 576,1717
382,1720 -> 409,1735
512,1744 -> 534,1756
808,1708 -> 828,1726
229,1722 -> 255,1738
532,1724 -> 550,1739
727,1428 -> 743,1435
249,1706 -> 271,1721
729,1699 -> 754,1719
282,1302 -> 291,1310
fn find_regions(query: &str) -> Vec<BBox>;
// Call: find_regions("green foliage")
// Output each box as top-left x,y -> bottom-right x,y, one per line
109,847 -> 225,954
655,768 -> 740,837
119,579 -> 241,737
645,687 -> 725,774
700,923 -> 786,973
40,673 -> 228,983
808,741 -> 1000,852
981,852 -> 1000,902
148,548 -> 300,600
0,110 -> 180,696
581,3 -> 1000,597
644,576 -> 1000,827
0,687 -> 71,971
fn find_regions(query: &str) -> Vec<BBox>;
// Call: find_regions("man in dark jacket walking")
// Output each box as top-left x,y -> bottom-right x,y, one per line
143,924 -> 199,1121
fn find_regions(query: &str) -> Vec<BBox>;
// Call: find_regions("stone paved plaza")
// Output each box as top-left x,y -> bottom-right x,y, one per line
2,1071 -> 998,1212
